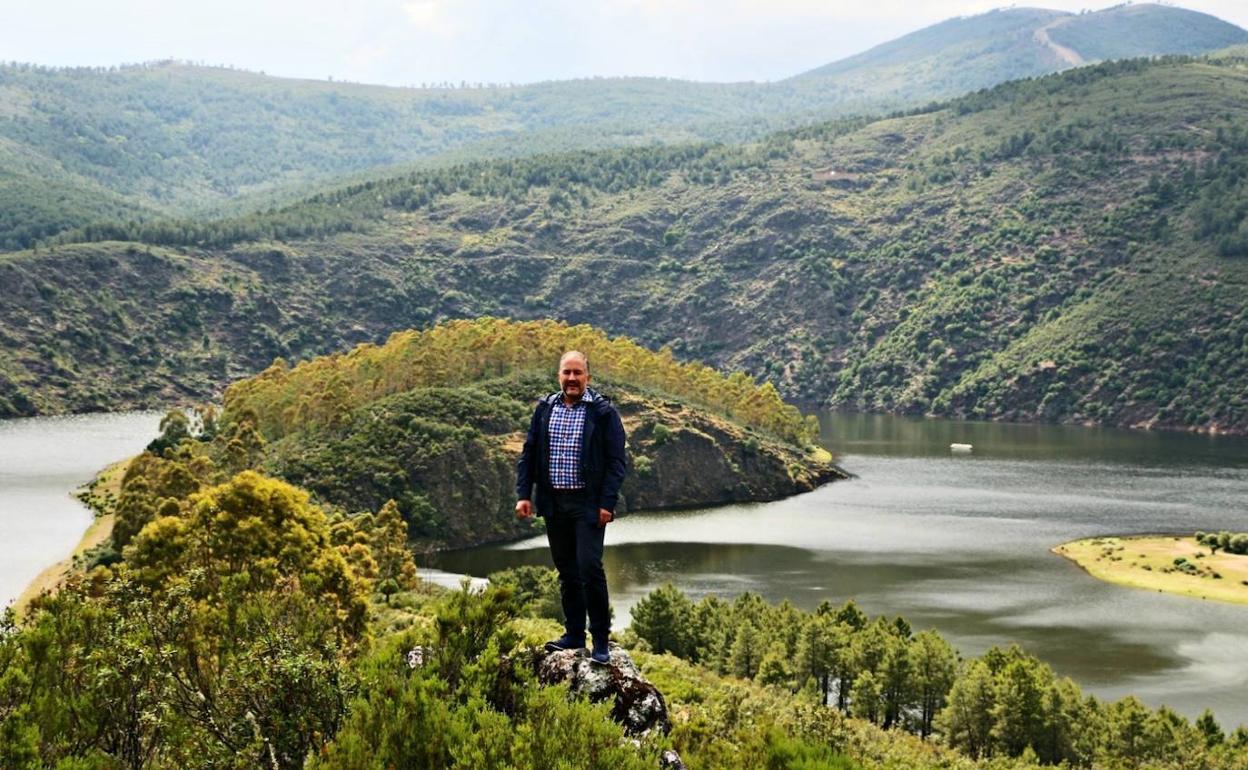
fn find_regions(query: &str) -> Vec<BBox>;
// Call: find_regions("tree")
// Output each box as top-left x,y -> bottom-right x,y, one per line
794,613 -> 844,706
835,599 -> 867,632
756,641 -> 793,688
221,409 -> 266,472
487,566 -> 563,623
910,630 -> 957,739
372,499 -> 418,592
1036,676 -> 1087,765
850,670 -> 884,724
630,583 -> 695,658
1105,695 -> 1151,766
1196,708 -> 1224,748
125,470 -> 368,639
111,474 -> 159,550
690,595 -> 730,667
146,409 -> 191,455
939,660 -> 996,758
770,599 -> 804,659
729,621 -> 764,680
879,633 -> 913,730
991,657 -> 1048,757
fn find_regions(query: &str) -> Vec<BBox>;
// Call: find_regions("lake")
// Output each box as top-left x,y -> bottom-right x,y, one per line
0,411 -> 162,608
434,413 -> 1248,727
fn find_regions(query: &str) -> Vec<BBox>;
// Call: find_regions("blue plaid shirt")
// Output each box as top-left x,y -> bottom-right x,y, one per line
548,392 -> 589,489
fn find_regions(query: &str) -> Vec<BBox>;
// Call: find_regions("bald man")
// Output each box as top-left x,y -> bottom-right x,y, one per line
515,350 -> 627,664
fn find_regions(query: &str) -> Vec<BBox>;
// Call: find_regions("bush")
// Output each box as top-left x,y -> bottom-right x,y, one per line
487,566 -> 564,623
651,423 -> 672,445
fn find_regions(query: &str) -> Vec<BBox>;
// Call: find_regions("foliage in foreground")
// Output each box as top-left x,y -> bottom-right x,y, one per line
0,465 -> 384,769
308,587 -> 666,770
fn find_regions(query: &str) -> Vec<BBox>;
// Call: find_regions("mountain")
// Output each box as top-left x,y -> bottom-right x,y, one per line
1044,3 -> 1248,61
3,54 -> 1247,434
792,7 -> 1071,97
0,4 -> 1243,250
794,4 -> 1248,97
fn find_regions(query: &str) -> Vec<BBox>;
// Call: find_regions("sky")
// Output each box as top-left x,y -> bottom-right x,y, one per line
3,0 -> 1247,86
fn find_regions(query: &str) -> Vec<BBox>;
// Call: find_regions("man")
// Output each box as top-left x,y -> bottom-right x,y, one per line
515,350 -> 627,664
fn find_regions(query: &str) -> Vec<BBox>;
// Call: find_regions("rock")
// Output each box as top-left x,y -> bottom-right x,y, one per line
405,645 -> 432,669
536,643 -> 671,736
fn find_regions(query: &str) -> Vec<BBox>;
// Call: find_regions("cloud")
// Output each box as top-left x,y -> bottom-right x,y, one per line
401,0 -> 459,37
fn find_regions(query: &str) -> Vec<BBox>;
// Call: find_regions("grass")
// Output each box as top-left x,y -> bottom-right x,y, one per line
11,457 -> 131,617
1053,535 -> 1248,606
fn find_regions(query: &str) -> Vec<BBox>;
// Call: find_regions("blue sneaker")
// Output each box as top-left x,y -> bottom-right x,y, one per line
544,633 -> 586,652
590,637 -> 611,665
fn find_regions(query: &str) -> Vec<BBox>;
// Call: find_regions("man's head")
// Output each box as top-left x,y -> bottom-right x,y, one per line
558,350 -> 590,403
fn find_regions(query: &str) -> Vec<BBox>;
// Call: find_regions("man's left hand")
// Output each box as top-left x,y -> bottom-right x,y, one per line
598,508 -> 613,527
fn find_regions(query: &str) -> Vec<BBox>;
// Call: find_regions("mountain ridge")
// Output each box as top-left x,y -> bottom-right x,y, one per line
1,4 -> 1244,250
3,56 -> 1247,435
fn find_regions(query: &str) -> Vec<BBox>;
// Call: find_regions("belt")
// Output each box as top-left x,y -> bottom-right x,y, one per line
551,487 -> 587,496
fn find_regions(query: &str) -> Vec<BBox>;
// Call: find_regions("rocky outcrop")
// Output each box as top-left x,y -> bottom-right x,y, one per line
408,640 -> 687,768
536,643 -> 671,737
614,391 -> 849,511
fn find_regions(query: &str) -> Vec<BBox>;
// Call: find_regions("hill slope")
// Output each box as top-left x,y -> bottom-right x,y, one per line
1,4 -> 1243,250
3,56 -> 1248,433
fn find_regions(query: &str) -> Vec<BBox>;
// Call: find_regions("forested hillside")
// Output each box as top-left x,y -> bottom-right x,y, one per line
4,55 -> 1247,433
0,4 -> 1242,250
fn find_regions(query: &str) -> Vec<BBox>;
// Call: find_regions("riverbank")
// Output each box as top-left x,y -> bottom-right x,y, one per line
12,458 -> 129,616
1053,535 -> 1248,606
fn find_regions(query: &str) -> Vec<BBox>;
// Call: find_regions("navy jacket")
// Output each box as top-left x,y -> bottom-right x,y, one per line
515,388 -> 627,524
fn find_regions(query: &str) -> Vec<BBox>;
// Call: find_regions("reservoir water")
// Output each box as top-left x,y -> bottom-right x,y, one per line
0,411 -> 161,608
435,413 -> 1248,727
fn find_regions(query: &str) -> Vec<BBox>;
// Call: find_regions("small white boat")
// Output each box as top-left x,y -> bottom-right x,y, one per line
950,443 -> 973,453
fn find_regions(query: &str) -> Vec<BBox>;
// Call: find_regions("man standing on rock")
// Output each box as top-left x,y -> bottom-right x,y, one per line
516,350 -> 627,665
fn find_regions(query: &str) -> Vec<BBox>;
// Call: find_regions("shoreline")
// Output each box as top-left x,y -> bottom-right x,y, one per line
1053,534 -> 1248,607
12,458 -> 130,617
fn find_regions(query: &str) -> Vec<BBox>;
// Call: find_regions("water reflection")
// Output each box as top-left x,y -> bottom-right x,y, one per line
435,412 -> 1248,726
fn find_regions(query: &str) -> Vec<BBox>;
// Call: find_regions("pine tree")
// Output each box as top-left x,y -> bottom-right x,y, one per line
729,621 -> 764,680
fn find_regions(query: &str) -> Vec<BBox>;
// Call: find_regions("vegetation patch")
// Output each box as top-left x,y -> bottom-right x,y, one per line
1053,534 -> 1248,606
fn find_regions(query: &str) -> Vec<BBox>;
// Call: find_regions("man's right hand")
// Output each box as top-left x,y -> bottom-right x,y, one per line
515,499 -> 533,520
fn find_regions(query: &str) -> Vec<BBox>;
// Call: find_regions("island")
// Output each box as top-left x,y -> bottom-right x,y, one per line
1053,534 -> 1248,606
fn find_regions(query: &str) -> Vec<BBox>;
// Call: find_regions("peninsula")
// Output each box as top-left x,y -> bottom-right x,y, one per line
1053,535 -> 1248,606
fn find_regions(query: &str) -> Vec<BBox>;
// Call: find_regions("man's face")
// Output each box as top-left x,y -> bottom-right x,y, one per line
558,356 -> 589,400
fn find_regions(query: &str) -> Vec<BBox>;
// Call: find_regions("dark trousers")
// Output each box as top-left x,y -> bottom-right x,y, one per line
545,490 -> 610,640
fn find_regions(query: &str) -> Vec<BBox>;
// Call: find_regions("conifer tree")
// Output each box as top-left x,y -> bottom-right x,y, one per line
729,621 -> 764,680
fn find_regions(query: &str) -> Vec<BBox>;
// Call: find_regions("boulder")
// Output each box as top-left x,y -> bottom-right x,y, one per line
536,642 -> 671,736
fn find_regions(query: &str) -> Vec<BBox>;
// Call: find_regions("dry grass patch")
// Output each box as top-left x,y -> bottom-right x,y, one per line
1053,535 -> 1248,606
